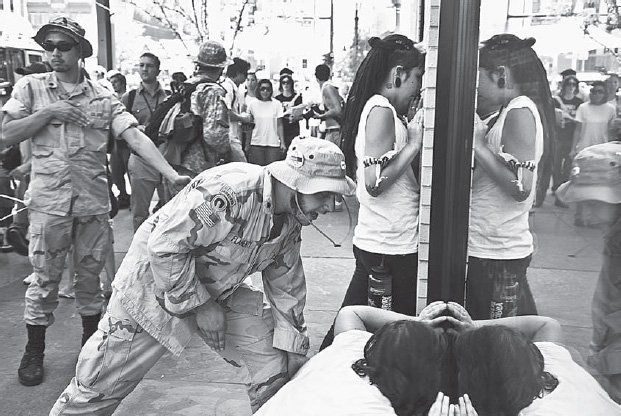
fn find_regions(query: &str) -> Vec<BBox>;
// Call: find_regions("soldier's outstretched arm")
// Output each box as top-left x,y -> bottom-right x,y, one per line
121,127 -> 191,191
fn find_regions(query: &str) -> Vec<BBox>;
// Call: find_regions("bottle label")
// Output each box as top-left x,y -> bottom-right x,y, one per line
381,295 -> 392,311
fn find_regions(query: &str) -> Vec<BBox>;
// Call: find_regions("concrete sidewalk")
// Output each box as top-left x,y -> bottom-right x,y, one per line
0,193 -> 607,415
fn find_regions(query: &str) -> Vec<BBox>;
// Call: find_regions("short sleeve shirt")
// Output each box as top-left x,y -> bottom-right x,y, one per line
248,99 -> 283,147
2,72 -> 138,216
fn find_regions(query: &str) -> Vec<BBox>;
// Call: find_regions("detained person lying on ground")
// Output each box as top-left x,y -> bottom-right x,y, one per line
256,303 -> 621,416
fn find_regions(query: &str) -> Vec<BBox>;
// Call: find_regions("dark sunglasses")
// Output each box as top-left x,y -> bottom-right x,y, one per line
259,86 -> 272,92
281,80 -> 292,84
591,90 -> 606,94
42,41 -> 77,52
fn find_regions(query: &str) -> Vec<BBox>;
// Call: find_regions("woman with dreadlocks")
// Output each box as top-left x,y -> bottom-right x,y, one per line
466,34 -> 556,320
319,34 -> 425,350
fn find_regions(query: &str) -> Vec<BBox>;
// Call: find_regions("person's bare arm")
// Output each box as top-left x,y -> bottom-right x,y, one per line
363,107 -> 422,196
473,108 -> 536,201
120,127 -> 191,192
474,316 -> 563,343
334,305 -> 418,336
317,85 -> 342,121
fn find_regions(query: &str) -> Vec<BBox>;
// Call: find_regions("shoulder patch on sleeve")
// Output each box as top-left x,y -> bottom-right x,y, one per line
212,184 -> 237,209
195,201 -> 221,227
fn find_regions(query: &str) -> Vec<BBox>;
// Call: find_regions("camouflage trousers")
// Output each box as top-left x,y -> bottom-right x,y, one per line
50,292 -> 289,415
322,128 -> 341,147
588,219 -> 621,403
25,210 -> 111,326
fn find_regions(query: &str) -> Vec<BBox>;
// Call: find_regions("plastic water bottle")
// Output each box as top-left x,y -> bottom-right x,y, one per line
489,277 -> 518,319
368,256 -> 393,311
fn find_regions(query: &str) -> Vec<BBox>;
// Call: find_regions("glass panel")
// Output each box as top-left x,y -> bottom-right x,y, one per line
468,0 -> 621,407
0,47 -> 7,83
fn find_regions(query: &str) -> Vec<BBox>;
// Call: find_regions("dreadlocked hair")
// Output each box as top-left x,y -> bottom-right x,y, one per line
454,325 -> 559,416
351,320 -> 447,416
479,34 -> 557,156
341,34 -> 425,178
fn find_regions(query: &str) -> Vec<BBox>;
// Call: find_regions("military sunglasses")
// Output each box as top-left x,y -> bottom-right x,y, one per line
42,41 -> 77,52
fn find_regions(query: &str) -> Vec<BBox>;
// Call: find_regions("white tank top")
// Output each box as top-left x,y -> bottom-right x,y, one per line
468,96 -> 544,259
353,95 -> 420,254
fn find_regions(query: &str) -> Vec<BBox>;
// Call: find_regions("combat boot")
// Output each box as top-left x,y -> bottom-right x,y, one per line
81,313 -> 101,346
18,324 -> 46,386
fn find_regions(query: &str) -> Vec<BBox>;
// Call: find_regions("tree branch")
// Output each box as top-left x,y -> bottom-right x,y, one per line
126,0 -> 191,53
230,0 -> 250,54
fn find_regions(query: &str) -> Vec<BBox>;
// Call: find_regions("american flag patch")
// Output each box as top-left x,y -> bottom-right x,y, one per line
195,201 -> 220,227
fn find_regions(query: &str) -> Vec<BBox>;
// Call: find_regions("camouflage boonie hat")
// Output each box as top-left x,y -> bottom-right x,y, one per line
267,136 -> 356,196
34,17 -> 93,58
556,141 -> 621,204
193,40 -> 233,68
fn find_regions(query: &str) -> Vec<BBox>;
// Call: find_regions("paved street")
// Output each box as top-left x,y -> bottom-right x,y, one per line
0,192 -> 607,415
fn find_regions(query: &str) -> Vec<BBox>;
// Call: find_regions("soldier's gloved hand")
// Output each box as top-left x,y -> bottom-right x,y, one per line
170,174 -> 192,193
46,100 -> 90,127
286,352 -> 309,378
196,299 -> 227,352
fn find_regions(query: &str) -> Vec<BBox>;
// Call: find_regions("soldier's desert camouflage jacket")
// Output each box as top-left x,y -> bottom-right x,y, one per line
113,162 -> 309,356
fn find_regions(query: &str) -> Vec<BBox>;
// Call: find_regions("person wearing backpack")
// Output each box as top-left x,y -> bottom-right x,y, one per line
123,52 -> 171,231
172,41 -> 233,182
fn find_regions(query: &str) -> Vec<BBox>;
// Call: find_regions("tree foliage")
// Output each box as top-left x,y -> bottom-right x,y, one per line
125,0 -> 253,53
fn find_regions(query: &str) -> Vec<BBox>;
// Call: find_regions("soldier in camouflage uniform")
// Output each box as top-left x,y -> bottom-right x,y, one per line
1,17 -> 191,388
51,137 -> 356,415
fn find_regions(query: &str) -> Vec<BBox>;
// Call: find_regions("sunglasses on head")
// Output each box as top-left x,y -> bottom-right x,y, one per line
42,41 -> 77,52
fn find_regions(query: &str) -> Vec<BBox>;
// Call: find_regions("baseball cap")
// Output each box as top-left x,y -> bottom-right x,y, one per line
267,136 -> 355,196
556,141 -> 621,204
560,68 -> 577,77
15,62 -> 51,75
279,68 -> 294,77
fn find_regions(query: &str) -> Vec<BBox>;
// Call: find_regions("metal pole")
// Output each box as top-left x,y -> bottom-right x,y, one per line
427,0 -> 481,303
96,0 -> 113,70
355,3 -> 359,53
330,0 -> 334,68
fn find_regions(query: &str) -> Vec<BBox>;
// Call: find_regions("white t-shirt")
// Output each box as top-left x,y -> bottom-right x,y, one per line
520,342 -> 621,415
468,96 -> 544,259
353,94 -> 420,255
255,330 -> 397,416
248,99 -> 283,147
222,77 -> 243,141
575,102 -> 616,153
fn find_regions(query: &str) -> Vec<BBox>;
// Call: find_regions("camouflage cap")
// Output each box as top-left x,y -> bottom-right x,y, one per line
193,40 -> 233,69
33,16 -> 93,58
267,136 -> 356,196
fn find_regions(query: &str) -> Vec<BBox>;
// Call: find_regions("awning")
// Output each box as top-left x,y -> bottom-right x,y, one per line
510,18 -> 602,58
584,25 -> 621,50
0,11 -> 40,50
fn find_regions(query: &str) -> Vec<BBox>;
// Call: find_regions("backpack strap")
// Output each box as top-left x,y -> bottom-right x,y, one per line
127,89 -> 137,113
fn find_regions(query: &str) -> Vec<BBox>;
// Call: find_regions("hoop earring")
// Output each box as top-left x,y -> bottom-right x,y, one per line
395,77 -> 401,88
497,77 -> 505,88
